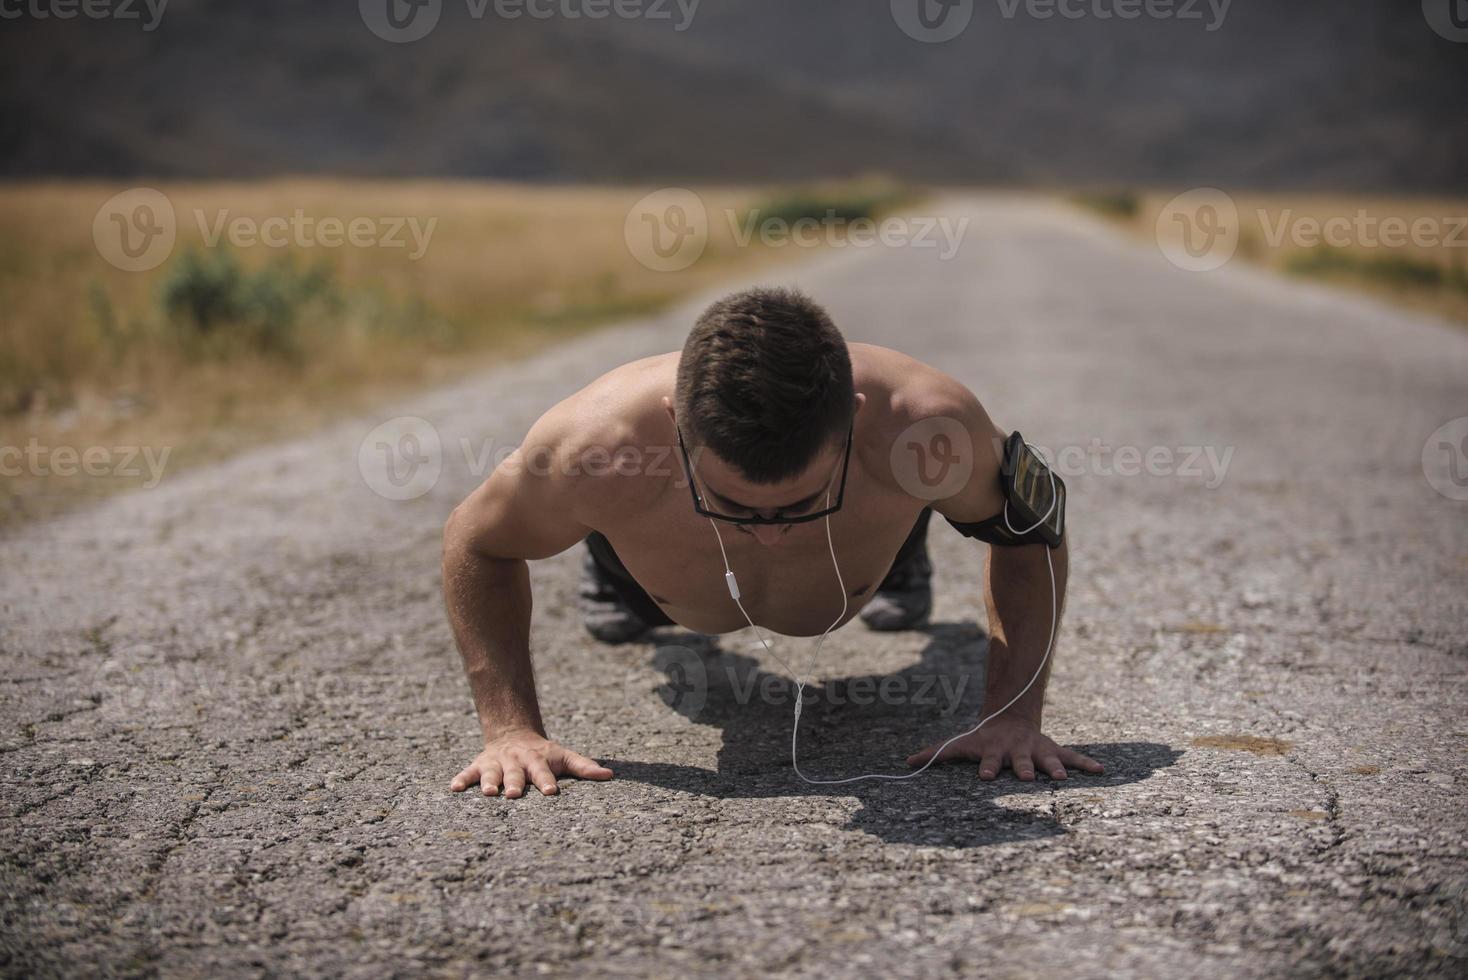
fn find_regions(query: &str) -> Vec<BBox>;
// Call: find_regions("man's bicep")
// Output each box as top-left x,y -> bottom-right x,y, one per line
927,388 -> 1008,524
447,447 -> 594,562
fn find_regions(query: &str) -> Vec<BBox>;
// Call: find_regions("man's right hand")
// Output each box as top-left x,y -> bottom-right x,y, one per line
450,730 -> 614,798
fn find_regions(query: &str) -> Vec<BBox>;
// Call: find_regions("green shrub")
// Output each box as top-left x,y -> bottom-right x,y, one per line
1361,255 -> 1444,288
1073,190 -> 1140,220
1448,260 -> 1468,295
158,249 -> 339,359
1286,246 -> 1447,289
748,184 -> 914,228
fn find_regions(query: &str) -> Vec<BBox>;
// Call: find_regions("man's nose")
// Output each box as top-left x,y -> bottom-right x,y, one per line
750,524 -> 785,546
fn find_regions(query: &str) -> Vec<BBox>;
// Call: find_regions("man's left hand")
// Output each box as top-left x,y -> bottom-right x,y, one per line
906,714 -> 1103,781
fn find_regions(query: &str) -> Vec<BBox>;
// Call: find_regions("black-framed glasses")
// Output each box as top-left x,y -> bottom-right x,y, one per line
674,421 -> 854,526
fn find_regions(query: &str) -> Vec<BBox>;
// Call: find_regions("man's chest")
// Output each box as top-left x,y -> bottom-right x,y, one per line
599,493 -> 929,636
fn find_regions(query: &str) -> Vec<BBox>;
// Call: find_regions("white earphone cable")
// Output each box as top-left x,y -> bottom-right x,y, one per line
706,442 -> 1061,785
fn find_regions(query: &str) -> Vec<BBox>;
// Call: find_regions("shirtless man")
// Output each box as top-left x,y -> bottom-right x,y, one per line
443,287 -> 1103,799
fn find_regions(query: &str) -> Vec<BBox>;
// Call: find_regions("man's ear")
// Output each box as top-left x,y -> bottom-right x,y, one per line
854,391 -> 867,417
661,396 -> 676,426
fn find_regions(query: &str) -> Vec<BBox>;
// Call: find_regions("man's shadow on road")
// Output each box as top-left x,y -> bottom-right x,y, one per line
605,621 -> 1180,848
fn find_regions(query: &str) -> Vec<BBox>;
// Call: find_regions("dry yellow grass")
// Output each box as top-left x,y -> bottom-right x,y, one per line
1,179 -> 883,524
1084,190 -> 1468,325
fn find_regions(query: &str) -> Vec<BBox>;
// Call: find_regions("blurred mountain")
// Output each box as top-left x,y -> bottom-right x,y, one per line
2,0 -> 1464,190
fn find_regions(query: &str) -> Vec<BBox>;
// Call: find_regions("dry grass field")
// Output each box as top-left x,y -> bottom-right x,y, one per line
0,179 -> 904,524
1078,190 -> 1468,325
13,182 -> 1450,527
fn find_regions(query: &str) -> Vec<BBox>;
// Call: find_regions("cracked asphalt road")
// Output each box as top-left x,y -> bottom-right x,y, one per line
3,197 -> 1467,978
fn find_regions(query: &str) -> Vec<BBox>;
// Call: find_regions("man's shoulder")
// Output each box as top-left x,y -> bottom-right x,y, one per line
851,343 -> 993,440
851,344 -> 1005,507
552,353 -> 672,439
517,352 -> 678,518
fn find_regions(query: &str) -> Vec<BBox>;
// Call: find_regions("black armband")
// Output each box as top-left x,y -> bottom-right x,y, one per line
943,431 -> 1066,549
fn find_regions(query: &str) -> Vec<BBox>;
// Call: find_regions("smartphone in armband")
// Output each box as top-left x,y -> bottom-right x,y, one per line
1002,431 -> 1066,548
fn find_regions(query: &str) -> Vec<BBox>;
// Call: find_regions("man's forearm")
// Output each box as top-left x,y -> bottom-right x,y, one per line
442,543 -> 545,741
981,537 -> 1069,723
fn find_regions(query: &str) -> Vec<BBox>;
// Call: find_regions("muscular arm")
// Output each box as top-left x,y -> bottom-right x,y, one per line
903,381 -> 1102,780
441,510 -> 547,742
983,536 -> 1067,727
441,405 -> 614,797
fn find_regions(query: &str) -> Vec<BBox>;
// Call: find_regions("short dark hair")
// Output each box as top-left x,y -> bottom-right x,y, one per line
675,287 -> 854,484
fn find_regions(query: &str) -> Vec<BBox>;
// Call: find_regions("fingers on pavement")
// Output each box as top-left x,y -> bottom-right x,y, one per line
563,751 -> 614,781
479,762 -> 503,797
1060,747 -> 1104,773
526,759 -> 559,796
502,765 -> 527,799
450,764 -> 479,793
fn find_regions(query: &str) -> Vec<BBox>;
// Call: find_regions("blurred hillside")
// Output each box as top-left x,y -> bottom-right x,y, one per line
1,0 -> 1465,189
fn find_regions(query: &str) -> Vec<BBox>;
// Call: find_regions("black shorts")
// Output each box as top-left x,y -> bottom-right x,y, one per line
582,507 -> 933,629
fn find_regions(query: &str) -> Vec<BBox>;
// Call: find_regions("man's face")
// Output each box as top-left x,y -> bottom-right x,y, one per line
685,440 -> 847,547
